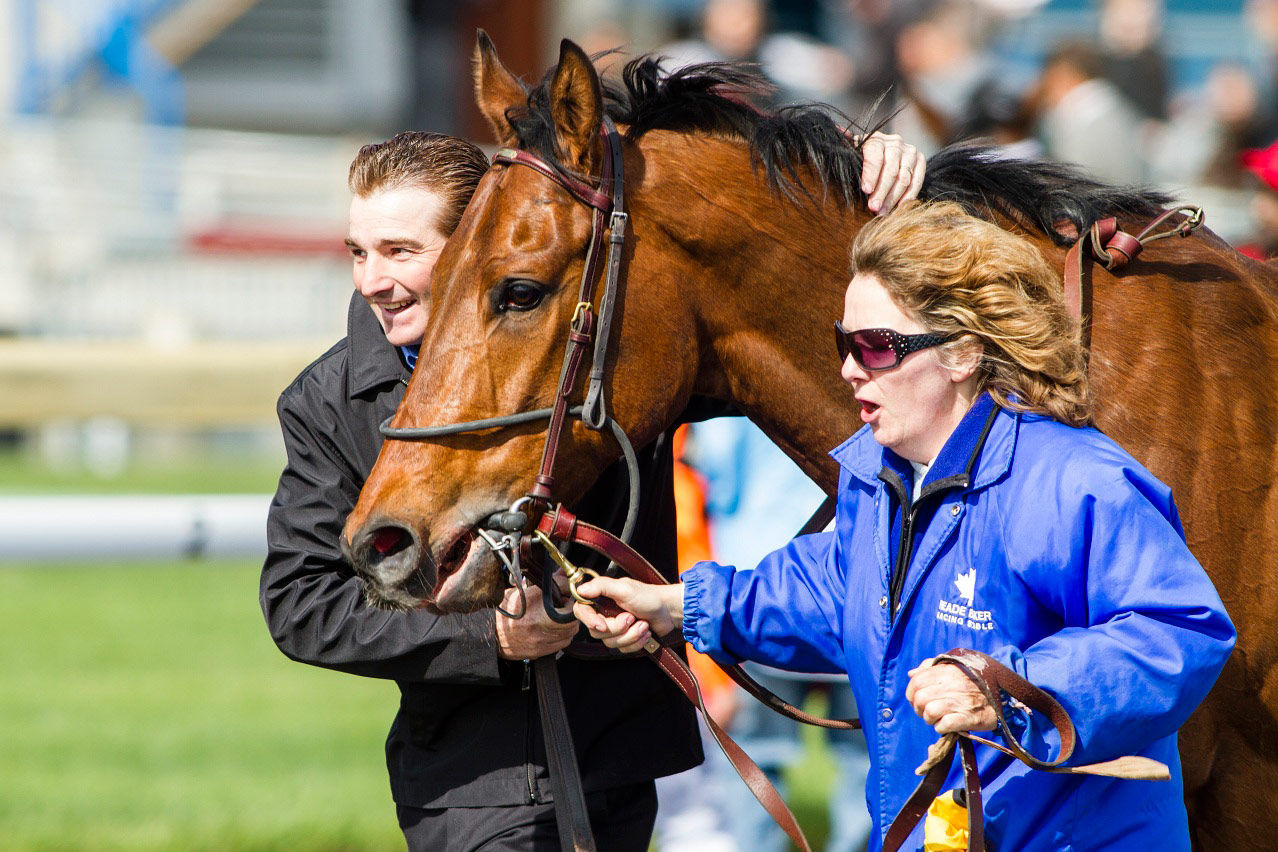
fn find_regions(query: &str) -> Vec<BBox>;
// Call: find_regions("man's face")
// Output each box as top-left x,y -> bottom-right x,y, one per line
347,185 -> 450,347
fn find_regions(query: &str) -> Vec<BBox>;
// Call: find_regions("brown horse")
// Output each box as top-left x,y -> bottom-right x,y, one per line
343,35 -> 1278,849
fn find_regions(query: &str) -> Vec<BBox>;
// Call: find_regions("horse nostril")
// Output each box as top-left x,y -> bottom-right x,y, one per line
369,525 -> 412,557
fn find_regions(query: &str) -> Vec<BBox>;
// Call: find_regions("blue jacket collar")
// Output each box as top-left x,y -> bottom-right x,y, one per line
831,393 -> 1015,496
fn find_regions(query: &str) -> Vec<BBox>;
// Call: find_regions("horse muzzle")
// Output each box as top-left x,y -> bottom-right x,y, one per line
342,518 -> 437,611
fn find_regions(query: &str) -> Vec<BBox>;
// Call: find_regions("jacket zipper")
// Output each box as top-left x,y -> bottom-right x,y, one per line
522,660 -> 537,804
890,504 -> 918,622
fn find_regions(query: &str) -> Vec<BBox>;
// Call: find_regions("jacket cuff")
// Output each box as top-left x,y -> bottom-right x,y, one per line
682,561 -> 737,660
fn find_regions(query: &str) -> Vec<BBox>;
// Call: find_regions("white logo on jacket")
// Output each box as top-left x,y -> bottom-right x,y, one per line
954,568 -> 976,607
936,566 -> 995,631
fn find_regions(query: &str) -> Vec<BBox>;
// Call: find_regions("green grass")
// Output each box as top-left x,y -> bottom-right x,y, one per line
0,452 -> 283,495
787,711 -> 840,851
0,560 -> 402,851
0,559 -> 839,851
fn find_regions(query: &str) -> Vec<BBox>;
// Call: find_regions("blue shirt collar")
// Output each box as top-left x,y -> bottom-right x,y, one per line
399,345 -> 419,371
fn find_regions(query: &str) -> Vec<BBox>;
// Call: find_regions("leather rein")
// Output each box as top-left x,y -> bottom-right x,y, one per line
376,120 -> 1183,851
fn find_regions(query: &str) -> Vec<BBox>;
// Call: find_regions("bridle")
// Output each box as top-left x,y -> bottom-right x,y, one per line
379,117 -> 638,622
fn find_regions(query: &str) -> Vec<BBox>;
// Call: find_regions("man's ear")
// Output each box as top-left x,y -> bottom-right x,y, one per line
547,39 -> 602,173
473,30 -> 526,147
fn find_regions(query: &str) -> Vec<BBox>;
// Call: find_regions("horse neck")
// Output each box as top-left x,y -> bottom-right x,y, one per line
629,131 -> 868,487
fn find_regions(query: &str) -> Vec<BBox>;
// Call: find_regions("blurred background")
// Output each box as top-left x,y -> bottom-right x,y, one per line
1,1 -> 1275,849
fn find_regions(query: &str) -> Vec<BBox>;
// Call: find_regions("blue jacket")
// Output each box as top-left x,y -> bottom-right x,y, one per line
683,395 -> 1234,851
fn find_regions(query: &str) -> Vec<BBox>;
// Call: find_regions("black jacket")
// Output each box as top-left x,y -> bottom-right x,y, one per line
260,293 -> 702,807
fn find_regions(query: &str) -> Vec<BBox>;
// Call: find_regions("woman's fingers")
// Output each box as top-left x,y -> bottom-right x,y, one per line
613,619 -> 654,654
579,608 -> 654,653
859,132 -> 893,192
572,600 -> 609,634
907,658 -> 996,733
574,576 -> 617,601
907,151 -> 927,200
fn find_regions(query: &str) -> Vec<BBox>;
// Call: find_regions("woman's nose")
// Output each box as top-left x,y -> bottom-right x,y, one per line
841,353 -> 867,384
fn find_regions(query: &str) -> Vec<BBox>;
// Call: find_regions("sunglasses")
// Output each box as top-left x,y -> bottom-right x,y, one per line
834,322 -> 954,371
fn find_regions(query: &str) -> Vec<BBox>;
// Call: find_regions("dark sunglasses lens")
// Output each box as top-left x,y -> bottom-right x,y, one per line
835,325 -> 851,362
852,329 -> 898,369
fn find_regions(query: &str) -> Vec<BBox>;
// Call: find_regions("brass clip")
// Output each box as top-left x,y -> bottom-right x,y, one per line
533,529 -> 600,605
570,301 -> 593,327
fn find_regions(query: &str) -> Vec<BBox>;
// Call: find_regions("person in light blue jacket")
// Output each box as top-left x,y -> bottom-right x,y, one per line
575,201 -> 1235,852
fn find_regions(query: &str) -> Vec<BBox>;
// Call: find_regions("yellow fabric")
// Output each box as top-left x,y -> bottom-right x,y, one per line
923,790 -> 969,852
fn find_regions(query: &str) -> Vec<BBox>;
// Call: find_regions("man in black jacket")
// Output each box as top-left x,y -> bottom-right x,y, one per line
260,130 -> 924,850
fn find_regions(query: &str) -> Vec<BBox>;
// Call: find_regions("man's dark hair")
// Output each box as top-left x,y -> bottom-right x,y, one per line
348,131 -> 489,236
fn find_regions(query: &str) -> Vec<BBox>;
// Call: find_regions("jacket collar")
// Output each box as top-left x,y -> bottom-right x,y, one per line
345,292 -> 410,399
832,392 -> 1015,496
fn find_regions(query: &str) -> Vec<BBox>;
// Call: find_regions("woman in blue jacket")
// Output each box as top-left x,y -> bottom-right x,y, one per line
574,201 -> 1235,851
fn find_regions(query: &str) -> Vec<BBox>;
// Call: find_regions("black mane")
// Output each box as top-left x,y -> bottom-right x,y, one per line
507,56 -> 1170,243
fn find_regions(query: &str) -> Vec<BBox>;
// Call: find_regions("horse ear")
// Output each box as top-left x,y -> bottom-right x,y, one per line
473,30 -> 525,147
548,39 -> 602,172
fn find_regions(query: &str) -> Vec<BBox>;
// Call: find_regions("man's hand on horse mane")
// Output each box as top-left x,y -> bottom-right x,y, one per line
572,577 -> 683,655
495,580 -> 580,660
858,132 -> 927,215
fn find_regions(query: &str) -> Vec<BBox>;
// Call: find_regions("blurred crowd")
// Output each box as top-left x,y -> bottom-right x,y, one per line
562,0 -> 1278,259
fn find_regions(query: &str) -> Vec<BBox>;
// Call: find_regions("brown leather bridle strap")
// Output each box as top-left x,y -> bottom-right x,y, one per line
1062,206 -> 1204,352
532,656 -> 597,852
488,124 -> 628,852
490,121 -> 625,506
492,147 -> 614,213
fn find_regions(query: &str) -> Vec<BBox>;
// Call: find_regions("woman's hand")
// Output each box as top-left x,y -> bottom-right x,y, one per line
905,658 -> 998,735
858,132 -> 927,215
572,576 -> 683,655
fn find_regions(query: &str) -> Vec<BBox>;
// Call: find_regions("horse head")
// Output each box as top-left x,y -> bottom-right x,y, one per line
342,35 -> 708,612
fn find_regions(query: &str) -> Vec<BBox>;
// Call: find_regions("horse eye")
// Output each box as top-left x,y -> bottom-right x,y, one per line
497,280 -> 545,312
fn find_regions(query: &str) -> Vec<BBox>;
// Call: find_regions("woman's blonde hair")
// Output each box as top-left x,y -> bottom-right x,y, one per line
850,201 -> 1093,426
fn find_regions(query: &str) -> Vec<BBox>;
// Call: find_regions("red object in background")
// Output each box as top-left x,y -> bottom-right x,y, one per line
187,224 -> 349,257
1239,244 -> 1270,260
1241,140 -> 1278,193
